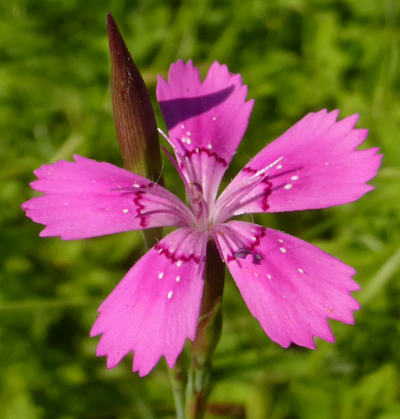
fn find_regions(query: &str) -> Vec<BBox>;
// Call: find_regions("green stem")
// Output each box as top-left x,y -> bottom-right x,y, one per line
186,240 -> 225,419
168,352 -> 188,419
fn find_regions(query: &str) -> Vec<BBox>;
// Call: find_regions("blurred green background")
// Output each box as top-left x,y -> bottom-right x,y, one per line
1,0 -> 399,418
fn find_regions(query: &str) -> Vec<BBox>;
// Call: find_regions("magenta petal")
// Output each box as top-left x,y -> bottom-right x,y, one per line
90,228 -> 208,376
217,110 -> 382,215
22,155 -> 191,239
157,60 -> 254,204
213,221 -> 360,349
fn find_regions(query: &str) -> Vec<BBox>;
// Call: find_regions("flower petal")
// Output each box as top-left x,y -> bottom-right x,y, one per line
90,228 -> 208,376
213,221 -> 360,349
215,110 -> 382,218
22,155 -> 193,239
157,60 -> 254,204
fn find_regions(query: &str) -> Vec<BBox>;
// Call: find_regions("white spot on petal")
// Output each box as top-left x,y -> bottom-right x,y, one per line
158,272 -> 164,279
212,116 -> 217,121
122,209 -> 129,213
177,260 -> 182,267
195,147 -> 199,153
182,138 -> 186,143
186,138 -> 191,144
280,247 -> 287,254
167,290 -> 173,299
176,275 -> 181,282
267,274 -> 272,279
298,268 -> 304,274
291,175 -> 299,181
186,131 -> 191,136
251,236 -> 257,242
158,248 -> 163,254
207,143 -> 212,149
254,272 -> 258,278
278,239 -> 284,243
284,184 -> 293,190
133,183 -> 140,188
276,164 -> 283,170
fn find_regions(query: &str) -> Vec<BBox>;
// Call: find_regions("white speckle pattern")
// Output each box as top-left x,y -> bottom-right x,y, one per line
186,131 -> 191,136
181,138 -> 186,143
186,138 -> 191,144
284,184 -> 293,190
267,274 -> 272,279
280,247 -> 287,254
291,175 -> 299,181
158,272 -> 164,279
176,275 -> 181,282
177,260 -> 182,267
133,183 -> 140,188
298,268 -> 304,274
167,290 -> 173,299
122,209 -> 129,213
251,236 -> 257,241
181,124 -> 185,129
276,164 -> 283,169
207,143 -> 212,149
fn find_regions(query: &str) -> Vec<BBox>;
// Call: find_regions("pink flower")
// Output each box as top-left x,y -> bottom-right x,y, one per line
22,61 -> 382,376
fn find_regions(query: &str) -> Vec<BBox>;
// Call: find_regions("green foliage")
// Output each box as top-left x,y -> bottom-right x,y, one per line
1,0 -> 399,417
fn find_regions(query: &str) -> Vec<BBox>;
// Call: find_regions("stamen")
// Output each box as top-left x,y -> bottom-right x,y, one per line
249,156 -> 284,180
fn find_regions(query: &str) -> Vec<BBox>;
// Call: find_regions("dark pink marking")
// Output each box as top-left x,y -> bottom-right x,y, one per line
184,147 -> 228,167
242,166 -> 272,211
155,243 -> 200,264
226,227 -> 266,263
133,190 -> 147,227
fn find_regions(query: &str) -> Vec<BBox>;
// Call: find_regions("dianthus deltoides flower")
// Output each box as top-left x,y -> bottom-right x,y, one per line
23,61 -> 381,376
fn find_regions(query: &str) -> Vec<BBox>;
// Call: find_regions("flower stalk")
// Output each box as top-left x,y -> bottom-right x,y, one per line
186,240 -> 225,418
